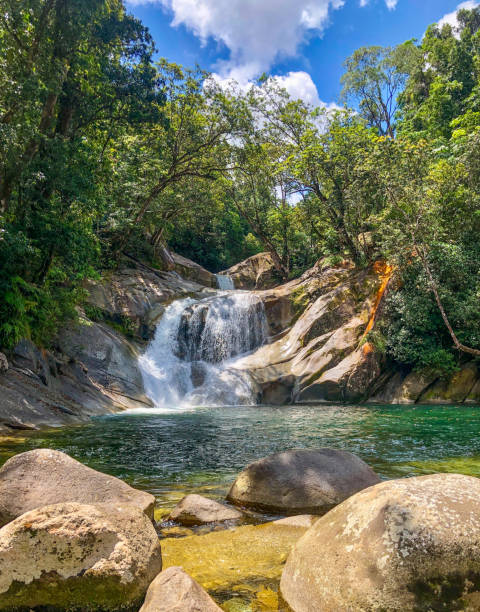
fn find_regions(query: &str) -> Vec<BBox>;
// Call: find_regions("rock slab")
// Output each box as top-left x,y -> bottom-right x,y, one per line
139,567 -> 222,612
169,494 -> 243,526
227,448 -> 380,514
281,473 -> 480,612
0,502 -> 162,611
0,449 -> 155,527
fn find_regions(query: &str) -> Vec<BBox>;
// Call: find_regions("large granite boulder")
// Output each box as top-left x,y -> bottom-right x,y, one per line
281,474 -> 480,612
171,252 -> 216,288
223,252 -> 281,289
139,567 -> 222,612
0,502 -> 162,611
227,448 -> 380,514
169,494 -> 243,526
0,449 -> 155,527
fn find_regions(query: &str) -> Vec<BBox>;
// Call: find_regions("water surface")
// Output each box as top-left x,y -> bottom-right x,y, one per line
1,403 -> 480,511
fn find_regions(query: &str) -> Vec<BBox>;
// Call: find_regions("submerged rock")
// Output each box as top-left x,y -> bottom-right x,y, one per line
0,502 -> 162,611
161,521 -> 308,594
169,494 -> 243,526
139,567 -> 222,612
281,473 -> 480,612
0,449 -> 155,527
227,448 -> 380,514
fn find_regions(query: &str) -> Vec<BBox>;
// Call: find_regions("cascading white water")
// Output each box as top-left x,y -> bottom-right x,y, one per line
139,291 -> 267,408
215,274 -> 235,290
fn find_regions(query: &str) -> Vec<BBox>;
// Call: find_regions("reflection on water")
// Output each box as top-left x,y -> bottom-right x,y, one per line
1,404 -> 480,510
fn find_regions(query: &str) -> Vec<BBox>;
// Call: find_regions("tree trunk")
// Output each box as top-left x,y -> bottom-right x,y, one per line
418,244 -> 480,358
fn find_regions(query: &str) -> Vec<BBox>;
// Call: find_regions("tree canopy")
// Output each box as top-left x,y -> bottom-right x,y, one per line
1,0 -> 480,376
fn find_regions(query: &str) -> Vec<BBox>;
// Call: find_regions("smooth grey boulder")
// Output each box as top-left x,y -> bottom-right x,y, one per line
0,502 -> 162,611
227,448 -> 380,514
281,474 -> 480,612
0,449 -> 155,526
169,494 -> 243,526
139,567 -> 222,612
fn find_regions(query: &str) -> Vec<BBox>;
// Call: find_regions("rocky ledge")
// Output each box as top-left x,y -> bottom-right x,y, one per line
0,253 -> 215,433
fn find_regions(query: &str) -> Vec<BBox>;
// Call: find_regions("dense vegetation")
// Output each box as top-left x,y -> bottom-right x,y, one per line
1,1 -> 480,375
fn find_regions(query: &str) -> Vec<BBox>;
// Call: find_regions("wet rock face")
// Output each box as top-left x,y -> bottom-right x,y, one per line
0,449 -> 155,527
227,448 -> 380,514
0,502 -> 162,611
139,567 -> 222,612
0,353 -> 7,374
281,473 -> 480,612
169,494 -> 243,526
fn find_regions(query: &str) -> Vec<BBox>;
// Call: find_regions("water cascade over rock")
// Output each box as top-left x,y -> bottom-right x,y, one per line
215,274 -> 235,290
139,291 -> 268,408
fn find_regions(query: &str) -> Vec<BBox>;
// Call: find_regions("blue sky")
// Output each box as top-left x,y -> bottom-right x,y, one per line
126,0 -> 478,106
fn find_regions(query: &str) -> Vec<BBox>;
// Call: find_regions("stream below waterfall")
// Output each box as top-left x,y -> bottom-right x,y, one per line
139,286 -> 268,408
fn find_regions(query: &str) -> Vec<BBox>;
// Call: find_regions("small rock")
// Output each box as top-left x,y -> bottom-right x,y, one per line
0,449 -> 155,526
227,448 -> 380,514
169,494 -> 243,526
0,353 -> 7,374
273,515 -> 318,528
0,502 -> 162,610
139,567 -> 222,612
281,474 -> 480,612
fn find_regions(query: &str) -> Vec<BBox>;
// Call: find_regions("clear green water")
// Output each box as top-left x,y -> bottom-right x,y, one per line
1,403 -> 480,512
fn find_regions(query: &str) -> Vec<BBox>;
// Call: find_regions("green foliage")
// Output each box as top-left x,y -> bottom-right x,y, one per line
383,242 -> 480,375
2,0 -> 480,385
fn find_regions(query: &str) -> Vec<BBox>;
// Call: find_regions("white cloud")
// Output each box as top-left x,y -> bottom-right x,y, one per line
273,71 -> 340,109
132,0 -> 344,81
209,70 -> 340,112
359,0 -> 399,8
127,0 -> 353,109
437,1 -> 479,32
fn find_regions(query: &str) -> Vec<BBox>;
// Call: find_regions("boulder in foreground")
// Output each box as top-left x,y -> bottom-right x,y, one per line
169,494 -> 243,526
139,567 -> 222,612
227,448 -> 380,514
281,473 -> 480,612
0,502 -> 162,611
0,449 -> 155,527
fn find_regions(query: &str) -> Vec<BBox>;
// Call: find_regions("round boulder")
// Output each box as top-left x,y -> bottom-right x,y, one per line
0,502 -> 162,610
139,567 -> 222,612
0,449 -> 155,526
169,494 -> 243,526
227,448 -> 380,514
281,474 -> 480,612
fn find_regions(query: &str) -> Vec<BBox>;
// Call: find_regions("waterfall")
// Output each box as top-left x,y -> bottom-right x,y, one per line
216,274 -> 235,290
139,292 -> 267,408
